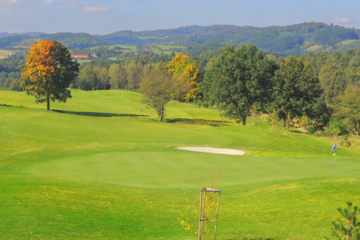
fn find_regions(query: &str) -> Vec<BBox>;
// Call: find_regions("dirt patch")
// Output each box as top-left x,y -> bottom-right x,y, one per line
176,147 -> 245,155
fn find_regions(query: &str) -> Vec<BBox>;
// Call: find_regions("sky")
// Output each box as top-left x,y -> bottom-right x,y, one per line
0,0 -> 359,35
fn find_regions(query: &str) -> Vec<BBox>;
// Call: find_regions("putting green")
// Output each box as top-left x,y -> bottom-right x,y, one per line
27,152 -> 360,189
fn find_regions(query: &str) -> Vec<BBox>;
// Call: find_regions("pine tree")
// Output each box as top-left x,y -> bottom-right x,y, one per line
327,202 -> 360,240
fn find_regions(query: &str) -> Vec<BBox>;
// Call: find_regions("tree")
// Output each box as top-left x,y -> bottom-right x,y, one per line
319,55 -> 345,100
203,44 -> 277,125
98,67 -> 109,90
272,57 -> 323,122
327,202 -> 360,240
127,60 -> 142,90
327,117 -> 350,147
76,64 -> 93,91
269,109 -> 279,130
346,55 -> 360,86
109,63 -> 128,90
21,40 -> 79,110
140,63 -> 175,122
335,86 -> 360,135
167,53 -> 202,101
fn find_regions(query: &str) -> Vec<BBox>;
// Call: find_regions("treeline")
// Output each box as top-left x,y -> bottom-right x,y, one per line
200,45 -> 360,143
301,50 -> 360,101
0,53 -> 25,90
72,53 -> 175,91
314,25 -> 359,46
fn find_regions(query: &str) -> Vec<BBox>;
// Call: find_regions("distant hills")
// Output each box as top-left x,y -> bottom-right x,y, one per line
1,22 -> 360,56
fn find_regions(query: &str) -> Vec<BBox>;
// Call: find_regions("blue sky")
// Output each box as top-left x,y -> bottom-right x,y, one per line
0,0 -> 359,35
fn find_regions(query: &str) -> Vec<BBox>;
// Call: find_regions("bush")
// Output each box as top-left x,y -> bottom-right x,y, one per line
10,79 -> 23,92
307,124 -> 316,135
327,117 -> 350,136
340,135 -> 351,148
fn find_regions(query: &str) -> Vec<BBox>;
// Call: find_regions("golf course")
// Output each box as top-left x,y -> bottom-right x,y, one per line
1,89 -> 360,239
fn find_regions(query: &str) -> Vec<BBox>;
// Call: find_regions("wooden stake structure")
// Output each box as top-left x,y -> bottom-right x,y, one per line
198,188 -> 221,240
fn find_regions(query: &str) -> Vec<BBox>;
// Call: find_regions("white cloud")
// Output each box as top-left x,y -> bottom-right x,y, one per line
83,5 -> 108,13
329,16 -> 353,23
0,7 -> 10,11
43,0 -> 54,4
0,0 -> 19,4
67,0 -> 108,13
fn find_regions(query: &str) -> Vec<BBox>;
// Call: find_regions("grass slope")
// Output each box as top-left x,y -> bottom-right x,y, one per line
1,90 -> 360,239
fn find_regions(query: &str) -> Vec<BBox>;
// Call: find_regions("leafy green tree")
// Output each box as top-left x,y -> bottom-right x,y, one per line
127,60 -> 142,90
140,63 -> 175,122
309,98 -> 332,129
269,109 -> 279,130
272,57 -> 322,122
335,86 -> 360,135
98,67 -> 109,90
346,55 -> 360,86
319,55 -> 345,100
327,117 -> 350,146
91,74 -> 99,91
203,44 -> 277,125
326,202 -> 360,240
76,64 -> 91,90
109,63 -> 122,89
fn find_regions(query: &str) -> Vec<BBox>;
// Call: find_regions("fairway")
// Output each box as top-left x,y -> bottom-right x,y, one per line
1,90 -> 360,239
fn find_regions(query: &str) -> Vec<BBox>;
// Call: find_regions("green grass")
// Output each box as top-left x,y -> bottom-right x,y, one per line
306,44 -> 323,52
341,40 -> 360,45
1,90 -> 360,239
77,59 -> 92,64
138,36 -> 167,40
153,44 -> 186,50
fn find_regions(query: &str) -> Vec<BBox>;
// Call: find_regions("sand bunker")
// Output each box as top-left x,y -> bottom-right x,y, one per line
176,147 -> 245,155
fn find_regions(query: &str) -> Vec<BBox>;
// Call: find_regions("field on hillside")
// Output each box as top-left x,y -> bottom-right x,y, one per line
1,90 -> 360,239
90,44 -> 185,57
0,49 -> 17,59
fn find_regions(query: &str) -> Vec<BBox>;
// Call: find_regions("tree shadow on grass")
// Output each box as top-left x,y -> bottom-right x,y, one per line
52,109 -> 149,118
166,118 -> 231,126
290,129 -> 304,134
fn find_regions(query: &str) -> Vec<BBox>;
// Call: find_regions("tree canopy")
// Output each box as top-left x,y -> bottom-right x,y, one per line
140,63 -> 175,122
167,54 -> 202,101
272,57 -> 323,121
203,44 -> 277,125
21,40 -> 79,110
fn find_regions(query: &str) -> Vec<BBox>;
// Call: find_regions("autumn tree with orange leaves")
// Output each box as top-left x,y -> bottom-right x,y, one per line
21,40 -> 79,111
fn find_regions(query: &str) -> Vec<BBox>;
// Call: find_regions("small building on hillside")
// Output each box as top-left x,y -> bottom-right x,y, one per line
71,55 -> 89,60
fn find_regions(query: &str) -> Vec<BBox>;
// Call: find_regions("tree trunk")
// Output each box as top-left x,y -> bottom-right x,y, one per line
47,95 -> 50,111
159,103 -> 164,122
346,223 -> 351,240
242,117 -> 246,125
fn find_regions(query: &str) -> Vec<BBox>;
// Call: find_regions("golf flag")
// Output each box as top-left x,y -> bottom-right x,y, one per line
331,144 -> 337,151
332,144 -> 337,171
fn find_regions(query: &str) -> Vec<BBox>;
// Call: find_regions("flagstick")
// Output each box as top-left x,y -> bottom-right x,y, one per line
334,148 -> 337,171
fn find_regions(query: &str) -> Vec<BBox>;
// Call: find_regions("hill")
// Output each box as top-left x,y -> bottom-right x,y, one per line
1,90 -> 360,239
1,22 -> 360,56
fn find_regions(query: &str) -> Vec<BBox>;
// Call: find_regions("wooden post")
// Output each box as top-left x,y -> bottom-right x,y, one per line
214,192 -> 221,240
198,190 -> 203,240
198,188 -> 221,240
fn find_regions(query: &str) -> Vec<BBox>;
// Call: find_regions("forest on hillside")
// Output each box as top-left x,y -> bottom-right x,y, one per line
1,22 -> 360,56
